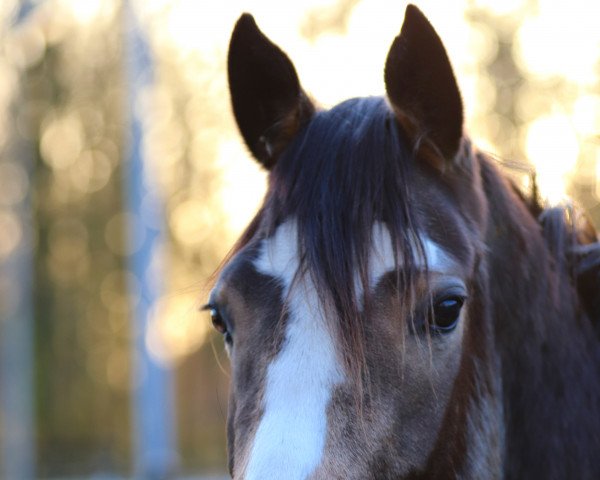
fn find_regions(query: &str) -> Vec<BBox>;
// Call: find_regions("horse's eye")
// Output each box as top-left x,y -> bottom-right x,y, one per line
430,296 -> 465,333
208,307 -> 232,344
210,308 -> 226,333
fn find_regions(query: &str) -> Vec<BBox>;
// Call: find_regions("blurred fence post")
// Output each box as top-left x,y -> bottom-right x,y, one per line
124,2 -> 178,478
0,3 -> 36,480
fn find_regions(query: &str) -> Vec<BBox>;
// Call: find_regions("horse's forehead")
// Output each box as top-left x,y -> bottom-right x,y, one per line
255,221 -> 463,285
254,221 -> 301,280
412,170 -> 481,265
218,218 -> 466,295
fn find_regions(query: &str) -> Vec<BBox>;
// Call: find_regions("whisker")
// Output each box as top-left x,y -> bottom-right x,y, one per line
210,334 -> 230,379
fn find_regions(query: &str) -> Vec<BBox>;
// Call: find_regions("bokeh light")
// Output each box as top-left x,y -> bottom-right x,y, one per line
526,114 -> 580,204
146,294 -> 212,365
0,210 -> 21,259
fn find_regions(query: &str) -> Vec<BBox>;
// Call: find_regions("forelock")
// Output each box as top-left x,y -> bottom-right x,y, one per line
259,96 -> 426,384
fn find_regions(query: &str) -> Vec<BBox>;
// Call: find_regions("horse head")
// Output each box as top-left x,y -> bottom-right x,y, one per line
207,5 -> 600,479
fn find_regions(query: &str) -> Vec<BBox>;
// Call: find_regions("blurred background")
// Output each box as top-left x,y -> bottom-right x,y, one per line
0,0 -> 598,478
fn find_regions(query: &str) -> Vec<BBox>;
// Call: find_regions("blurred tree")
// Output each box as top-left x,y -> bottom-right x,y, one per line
13,1 -> 132,475
0,1 -> 36,478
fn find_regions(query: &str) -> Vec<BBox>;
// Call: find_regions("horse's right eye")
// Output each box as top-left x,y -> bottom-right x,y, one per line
429,296 -> 465,333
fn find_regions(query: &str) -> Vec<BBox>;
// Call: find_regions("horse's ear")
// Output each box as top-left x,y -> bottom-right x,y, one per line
385,5 -> 463,163
228,14 -> 315,169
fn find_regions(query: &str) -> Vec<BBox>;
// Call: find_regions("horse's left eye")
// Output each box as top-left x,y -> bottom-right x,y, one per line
430,296 -> 465,333
210,308 -> 227,334
208,307 -> 233,345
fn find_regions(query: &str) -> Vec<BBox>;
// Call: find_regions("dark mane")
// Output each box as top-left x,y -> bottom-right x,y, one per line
488,163 -> 600,334
508,175 -> 600,331
538,204 -> 600,331
475,157 -> 600,478
240,97 -> 425,381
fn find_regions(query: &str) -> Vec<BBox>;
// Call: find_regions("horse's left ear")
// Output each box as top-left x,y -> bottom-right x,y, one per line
385,5 -> 463,163
228,14 -> 315,169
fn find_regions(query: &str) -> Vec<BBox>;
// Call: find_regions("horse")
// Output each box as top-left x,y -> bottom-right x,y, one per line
205,5 -> 600,479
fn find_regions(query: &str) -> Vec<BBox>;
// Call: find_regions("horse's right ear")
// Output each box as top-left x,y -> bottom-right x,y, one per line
385,5 -> 463,164
228,14 -> 315,169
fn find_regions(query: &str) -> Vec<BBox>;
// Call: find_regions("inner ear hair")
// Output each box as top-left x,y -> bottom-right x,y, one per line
394,111 -> 450,171
256,91 -> 315,167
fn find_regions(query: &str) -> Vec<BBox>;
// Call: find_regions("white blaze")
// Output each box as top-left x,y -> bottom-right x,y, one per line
369,222 -> 457,288
245,221 -> 344,480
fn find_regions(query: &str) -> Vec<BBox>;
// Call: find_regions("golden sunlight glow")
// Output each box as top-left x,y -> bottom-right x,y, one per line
572,95 -> 600,137
59,0 -> 107,25
169,199 -> 212,248
40,112 -> 84,170
516,0 -> 600,84
146,294 -> 211,365
526,114 -> 580,205
216,139 -> 266,235
471,0 -> 527,16
0,211 -> 21,260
